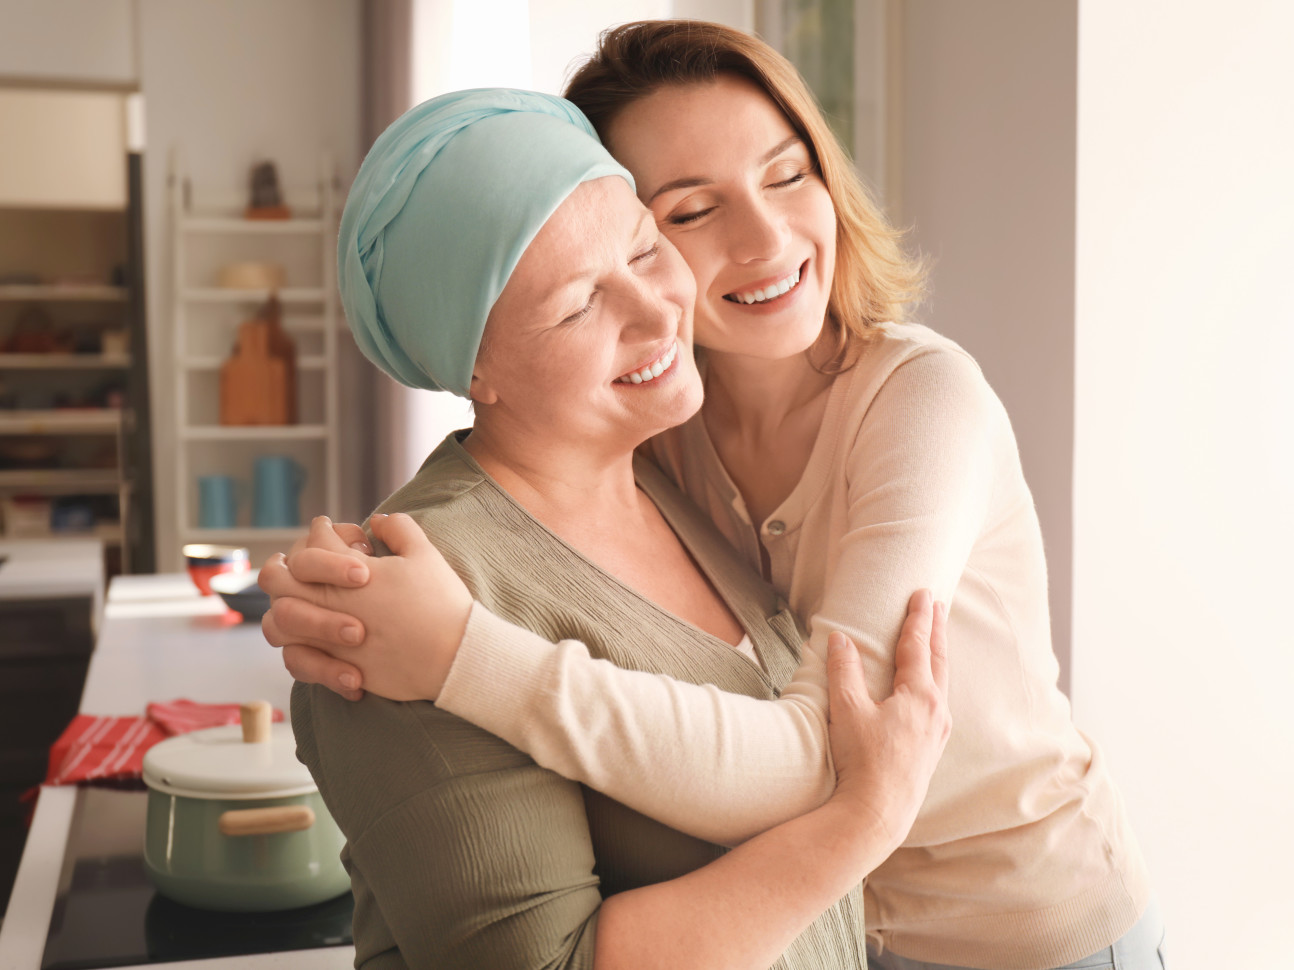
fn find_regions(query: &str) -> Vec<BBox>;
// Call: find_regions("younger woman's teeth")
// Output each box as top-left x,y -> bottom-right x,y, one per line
615,341 -> 678,385
727,267 -> 802,305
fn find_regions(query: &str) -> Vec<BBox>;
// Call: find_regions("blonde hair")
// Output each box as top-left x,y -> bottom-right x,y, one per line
564,20 -> 925,369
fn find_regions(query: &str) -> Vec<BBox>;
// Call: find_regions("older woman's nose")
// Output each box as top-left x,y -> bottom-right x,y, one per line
728,196 -> 790,264
621,277 -> 682,341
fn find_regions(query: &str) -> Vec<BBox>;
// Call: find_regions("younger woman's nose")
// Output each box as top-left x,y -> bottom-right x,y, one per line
728,197 -> 790,263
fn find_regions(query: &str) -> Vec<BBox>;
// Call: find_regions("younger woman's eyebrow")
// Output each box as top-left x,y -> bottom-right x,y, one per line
646,135 -> 804,203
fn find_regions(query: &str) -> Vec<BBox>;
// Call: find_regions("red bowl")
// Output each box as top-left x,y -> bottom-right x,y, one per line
182,544 -> 251,596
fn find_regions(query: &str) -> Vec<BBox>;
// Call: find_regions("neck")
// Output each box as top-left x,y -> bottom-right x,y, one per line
462,416 -> 644,532
702,346 -> 835,441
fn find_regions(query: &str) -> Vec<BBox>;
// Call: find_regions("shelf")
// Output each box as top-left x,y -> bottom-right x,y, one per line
182,527 -> 307,543
181,216 -> 326,234
0,353 -> 131,369
0,285 -> 129,302
0,409 -> 122,434
182,424 -> 327,441
182,355 -> 325,371
181,287 -> 327,304
0,469 -> 126,493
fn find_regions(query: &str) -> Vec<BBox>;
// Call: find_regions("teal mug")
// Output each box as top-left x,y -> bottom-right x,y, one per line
252,456 -> 305,528
198,475 -> 241,529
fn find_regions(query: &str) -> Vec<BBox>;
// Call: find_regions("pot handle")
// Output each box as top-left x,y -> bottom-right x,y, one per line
218,805 -> 316,837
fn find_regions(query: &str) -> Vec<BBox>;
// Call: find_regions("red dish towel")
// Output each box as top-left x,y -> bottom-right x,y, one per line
42,700 -> 285,788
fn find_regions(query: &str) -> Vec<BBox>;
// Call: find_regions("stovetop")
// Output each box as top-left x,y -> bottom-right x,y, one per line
40,787 -> 352,969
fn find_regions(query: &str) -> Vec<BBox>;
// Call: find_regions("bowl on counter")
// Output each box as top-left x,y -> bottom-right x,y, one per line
182,544 -> 251,596
208,571 -> 271,622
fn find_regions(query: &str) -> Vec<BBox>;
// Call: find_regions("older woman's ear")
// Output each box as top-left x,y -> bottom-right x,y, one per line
468,371 -> 499,406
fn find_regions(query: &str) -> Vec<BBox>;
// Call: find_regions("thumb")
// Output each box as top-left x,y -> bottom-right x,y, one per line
826,630 -> 871,722
370,512 -> 429,558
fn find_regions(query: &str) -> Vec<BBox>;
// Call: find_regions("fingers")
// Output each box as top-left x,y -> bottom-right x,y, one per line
282,644 -> 365,702
891,589 -> 935,694
929,601 -> 949,698
303,515 -> 349,553
267,595 -> 366,650
369,512 -> 430,558
331,521 -> 372,554
258,552 -> 313,601
289,547 -> 370,587
825,631 -> 873,723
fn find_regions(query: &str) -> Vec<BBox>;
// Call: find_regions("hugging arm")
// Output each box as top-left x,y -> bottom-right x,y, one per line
299,610 -> 948,969
264,350 -> 987,846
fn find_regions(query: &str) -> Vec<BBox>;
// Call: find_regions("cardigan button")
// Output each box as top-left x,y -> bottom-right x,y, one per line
766,520 -> 786,536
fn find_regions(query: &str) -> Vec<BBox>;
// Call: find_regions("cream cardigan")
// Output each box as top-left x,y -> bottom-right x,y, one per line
437,323 -> 1151,969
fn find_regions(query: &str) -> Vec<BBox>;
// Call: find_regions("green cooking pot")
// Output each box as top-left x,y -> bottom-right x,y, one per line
141,702 -> 350,912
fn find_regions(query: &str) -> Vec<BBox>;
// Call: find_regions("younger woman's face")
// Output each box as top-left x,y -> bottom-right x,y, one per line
604,74 -> 837,363
471,176 -> 703,456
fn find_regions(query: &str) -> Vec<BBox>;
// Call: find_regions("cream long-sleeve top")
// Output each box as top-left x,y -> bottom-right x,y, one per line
436,323 -> 1151,969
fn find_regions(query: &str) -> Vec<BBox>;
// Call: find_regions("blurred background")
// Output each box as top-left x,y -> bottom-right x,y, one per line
0,2 -> 1289,967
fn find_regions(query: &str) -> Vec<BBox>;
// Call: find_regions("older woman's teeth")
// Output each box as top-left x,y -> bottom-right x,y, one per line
615,341 -> 678,385
729,267 -> 801,305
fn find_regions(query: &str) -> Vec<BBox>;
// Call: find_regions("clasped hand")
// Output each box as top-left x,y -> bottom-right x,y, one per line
259,513 -> 472,702
262,518 -> 951,853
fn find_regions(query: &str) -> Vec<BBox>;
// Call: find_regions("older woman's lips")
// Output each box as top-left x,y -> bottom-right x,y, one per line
614,340 -> 679,385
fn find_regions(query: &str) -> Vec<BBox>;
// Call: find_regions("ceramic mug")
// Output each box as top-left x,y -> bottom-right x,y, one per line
198,475 -> 241,529
253,455 -> 305,528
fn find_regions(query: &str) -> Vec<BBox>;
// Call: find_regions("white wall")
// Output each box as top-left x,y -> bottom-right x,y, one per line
1073,2 -> 1294,966
0,0 -> 135,84
899,0 -> 1078,688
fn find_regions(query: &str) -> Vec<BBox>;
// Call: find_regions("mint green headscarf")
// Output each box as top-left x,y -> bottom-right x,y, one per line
338,88 -> 634,397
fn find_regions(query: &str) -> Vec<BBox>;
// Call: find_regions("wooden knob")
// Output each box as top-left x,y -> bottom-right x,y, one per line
239,700 -> 273,744
218,805 -> 315,837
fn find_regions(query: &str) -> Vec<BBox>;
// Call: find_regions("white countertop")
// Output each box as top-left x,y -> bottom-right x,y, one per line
0,573 -> 355,970
0,538 -> 104,622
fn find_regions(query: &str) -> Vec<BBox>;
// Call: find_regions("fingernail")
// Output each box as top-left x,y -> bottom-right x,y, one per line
339,672 -> 360,690
935,601 -> 946,619
347,566 -> 366,583
828,631 -> 847,655
340,625 -> 362,644
350,541 -> 370,553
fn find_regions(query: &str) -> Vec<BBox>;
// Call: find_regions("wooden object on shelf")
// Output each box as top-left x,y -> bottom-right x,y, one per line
245,161 -> 290,220
219,296 -> 296,425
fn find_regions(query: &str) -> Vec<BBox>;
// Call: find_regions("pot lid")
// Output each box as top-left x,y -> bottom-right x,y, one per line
142,721 -> 317,800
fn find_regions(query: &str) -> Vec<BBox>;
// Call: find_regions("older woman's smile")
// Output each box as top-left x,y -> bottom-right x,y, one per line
614,339 -> 680,385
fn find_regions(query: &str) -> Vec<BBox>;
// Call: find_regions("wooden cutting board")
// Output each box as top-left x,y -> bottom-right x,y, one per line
220,298 -> 296,425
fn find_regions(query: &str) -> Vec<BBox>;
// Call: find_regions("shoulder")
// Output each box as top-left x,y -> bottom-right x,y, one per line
292,682 -> 537,837
842,323 -> 1005,433
372,432 -> 492,531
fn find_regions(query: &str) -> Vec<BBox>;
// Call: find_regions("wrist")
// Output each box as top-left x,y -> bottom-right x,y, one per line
814,791 -> 898,874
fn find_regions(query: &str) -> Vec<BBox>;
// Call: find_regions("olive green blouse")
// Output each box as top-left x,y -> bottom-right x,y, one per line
292,433 -> 865,969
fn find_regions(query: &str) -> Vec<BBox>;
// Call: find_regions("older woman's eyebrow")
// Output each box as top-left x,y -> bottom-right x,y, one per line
537,210 -> 656,314
646,135 -> 805,203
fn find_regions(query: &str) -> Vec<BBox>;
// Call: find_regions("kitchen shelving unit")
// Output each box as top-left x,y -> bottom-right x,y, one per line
167,151 -> 341,569
0,240 -> 142,572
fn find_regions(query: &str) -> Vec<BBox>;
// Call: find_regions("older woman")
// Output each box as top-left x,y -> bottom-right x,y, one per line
283,87 -> 949,969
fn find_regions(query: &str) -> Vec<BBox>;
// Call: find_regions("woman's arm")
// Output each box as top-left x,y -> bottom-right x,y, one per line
263,515 -> 835,845
263,349 -> 991,846
303,606 -> 948,970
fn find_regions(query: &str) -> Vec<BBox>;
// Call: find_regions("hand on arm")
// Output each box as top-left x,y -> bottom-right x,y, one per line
594,591 -> 950,970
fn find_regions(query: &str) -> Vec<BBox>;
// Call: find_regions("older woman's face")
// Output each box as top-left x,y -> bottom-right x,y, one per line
470,176 -> 702,453
605,74 -> 837,363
